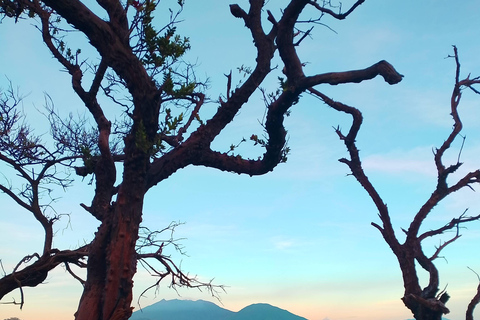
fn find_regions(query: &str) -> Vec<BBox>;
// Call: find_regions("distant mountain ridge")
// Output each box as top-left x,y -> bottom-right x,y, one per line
130,299 -> 309,320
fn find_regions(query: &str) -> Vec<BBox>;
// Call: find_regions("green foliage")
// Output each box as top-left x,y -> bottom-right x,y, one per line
57,40 -> 81,64
135,120 -> 152,153
278,77 -> 287,91
194,112 -> 203,125
0,0 -> 25,20
134,110 -> 186,156
249,134 -> 266,147
140,2 -> 190,69
162,72 -> 174,94
278,77 -> 300,106
250,134 -> 290,163
237,65 -> 253,77
173,81 -> 196,97
227,137 -> 246,155
164,108 -> 183,133
280,146 -> 290,163
152,136 -> 166,155
80,144 -> 95,172
47,14 -> 82,65
161,71 -> 196,97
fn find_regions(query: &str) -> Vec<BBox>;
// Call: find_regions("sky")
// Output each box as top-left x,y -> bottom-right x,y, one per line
1,1 -> 480,320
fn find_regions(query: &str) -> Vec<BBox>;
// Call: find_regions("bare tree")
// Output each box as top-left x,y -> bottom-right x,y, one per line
310,46 -> 480,320
0,1 -> 405,319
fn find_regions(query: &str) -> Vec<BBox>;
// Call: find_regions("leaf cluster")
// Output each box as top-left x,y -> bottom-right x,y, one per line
136,1 -> 190,71
161,71 -> 196,97
0,0 -> 33,21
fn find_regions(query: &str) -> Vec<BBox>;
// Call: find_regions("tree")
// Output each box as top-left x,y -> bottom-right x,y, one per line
311,46 -> 480,320
0,0 -> 406,319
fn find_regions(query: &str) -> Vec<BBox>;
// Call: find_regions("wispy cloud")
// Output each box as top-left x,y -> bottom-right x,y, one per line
272,238 -> 295,250
362,147 -> 436,177
362,140 -> 480,180
269,236 -> 317,252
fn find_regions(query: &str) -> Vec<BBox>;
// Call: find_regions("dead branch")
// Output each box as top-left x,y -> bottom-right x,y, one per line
0,245 -> 89,301
419,209 -> 480,242
467,267 -> 480,320
135,222 -> 225,306
311,46 -> 480,319
304,60 -> 404,87
307,0 -> 366,20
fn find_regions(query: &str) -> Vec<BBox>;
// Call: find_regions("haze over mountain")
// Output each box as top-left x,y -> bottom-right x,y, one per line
130,299 -> 309,320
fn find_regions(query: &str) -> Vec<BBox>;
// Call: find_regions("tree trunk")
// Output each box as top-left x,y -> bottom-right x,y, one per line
407,303 -> 443,320
74,192 -> 143,320
402,294 -> 447,320
75,143 -> 148,320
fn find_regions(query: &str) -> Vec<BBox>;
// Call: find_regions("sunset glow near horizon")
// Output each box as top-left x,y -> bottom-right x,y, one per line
1,1 -> 480,320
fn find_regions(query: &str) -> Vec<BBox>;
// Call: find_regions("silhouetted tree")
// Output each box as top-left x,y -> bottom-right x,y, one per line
311,46 -> 480,320
0,0 -> 404,319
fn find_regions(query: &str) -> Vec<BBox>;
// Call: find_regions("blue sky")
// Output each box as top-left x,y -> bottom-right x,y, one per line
1,1 -> 480,320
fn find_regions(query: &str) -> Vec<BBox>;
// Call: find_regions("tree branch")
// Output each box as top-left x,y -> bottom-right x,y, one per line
0,246 -> 89,301
303,60 -> 403,87
466,267 -> 480,320
307,0 -> 366,20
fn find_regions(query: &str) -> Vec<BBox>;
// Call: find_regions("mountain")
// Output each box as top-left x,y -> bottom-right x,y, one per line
130,299 -> 234,320
231,303 -> 308,320
130,299 -> 308,320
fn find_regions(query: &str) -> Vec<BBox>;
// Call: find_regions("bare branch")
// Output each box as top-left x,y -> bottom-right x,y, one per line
0,245 -> 89,301
135,222 -> 225,306
64,262 -> 85,285
303,60 -> 404,87
419,210 -> 480,242
307,0 -> 366,20
467,267 -> 480,320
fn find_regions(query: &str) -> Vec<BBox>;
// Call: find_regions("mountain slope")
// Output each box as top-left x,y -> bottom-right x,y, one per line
229,303 -> 308,320
130,299 -> 234,320
130,299 -> 308,320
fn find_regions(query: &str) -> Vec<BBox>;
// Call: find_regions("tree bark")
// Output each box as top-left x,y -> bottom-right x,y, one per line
402,294 -> 446,320
75,131 -> 150,320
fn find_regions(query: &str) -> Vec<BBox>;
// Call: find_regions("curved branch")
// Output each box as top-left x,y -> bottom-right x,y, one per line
407,47 -> 480,242
192,150 -> 279,176
0,183 -> 32,213
36,5 -> 117,220
276,0 -> 309,80
308,88 -> 402,256
303,60 -> 403,87
146,4 -> 277,189
466,267 -> 480,320
96,0 -> 128,39
419,210 -> 480,242
307,0 -> 366,20
0,246 -> 89,301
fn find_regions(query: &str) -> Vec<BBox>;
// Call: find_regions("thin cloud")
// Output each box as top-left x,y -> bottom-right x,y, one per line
362,141 -> 480,180
273,240 -> 294,250
362,147 -> 436,177
270,236 -> 298,251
